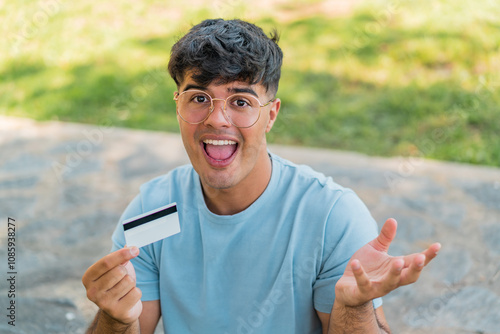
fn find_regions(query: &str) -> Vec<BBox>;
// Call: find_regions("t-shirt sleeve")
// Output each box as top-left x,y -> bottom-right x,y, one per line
111,194 -> 160,301
313,190 -> 383,313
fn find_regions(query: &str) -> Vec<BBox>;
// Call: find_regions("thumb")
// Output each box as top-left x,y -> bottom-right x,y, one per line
372,218 -> 398,252
120,245 -> 139,266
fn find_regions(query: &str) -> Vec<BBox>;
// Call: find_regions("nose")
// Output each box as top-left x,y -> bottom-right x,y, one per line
204,98 -> 231,128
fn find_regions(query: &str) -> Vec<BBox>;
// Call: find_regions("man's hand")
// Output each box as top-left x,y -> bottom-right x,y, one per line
82,247 -> 143,326
335,218 -> 441,307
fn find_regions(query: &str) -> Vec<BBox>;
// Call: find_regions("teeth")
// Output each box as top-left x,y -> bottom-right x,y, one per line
203,139 -> 236,145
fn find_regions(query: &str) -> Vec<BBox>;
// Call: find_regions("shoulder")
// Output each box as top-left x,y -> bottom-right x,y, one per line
271,152 -> 348,200
271,152 -> 376,230
137,164 -> 196,212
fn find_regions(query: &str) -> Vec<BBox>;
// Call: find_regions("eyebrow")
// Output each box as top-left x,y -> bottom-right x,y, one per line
181,84 -> 259,98
229,87 -> 258,97
182,84 -> 206,92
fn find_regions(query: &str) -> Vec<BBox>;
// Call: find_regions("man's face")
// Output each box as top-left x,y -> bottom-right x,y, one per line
175,75 -> 280,192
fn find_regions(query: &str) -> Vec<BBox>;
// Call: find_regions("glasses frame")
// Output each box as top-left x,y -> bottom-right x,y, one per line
174,89 -> 275,128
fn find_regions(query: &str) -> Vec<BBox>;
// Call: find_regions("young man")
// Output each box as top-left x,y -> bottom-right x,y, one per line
83,19 -> 440,334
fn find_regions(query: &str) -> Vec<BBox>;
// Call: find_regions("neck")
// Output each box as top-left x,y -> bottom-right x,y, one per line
201,152 -> 272,216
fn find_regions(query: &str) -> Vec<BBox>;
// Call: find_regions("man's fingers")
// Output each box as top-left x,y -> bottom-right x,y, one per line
96,247 -> 139,278
422,242 -> 441,266
84,247 -> 139,284
82,247 -> 143,325
372,218 -> 397,252
121,245 -> 130,266
101,284 -> 143,325
399,254 -> 426,285
402,242 -> 441,268
93,273 -> 137,310
378,258 -> 404,294
116,287 -> 143,323
93,265 -> 128,292
351,260 -> 372,293
119,286 -> 142,306
108,274 -> 137,302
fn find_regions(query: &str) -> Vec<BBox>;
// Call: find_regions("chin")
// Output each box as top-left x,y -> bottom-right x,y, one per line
201,172 -> 238,190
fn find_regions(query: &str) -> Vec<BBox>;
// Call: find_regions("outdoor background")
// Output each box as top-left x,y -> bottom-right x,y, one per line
1,1 -> 500,333
2,0 -> 500,166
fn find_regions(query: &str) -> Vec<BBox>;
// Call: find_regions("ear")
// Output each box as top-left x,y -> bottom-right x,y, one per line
265,98 -> 281,133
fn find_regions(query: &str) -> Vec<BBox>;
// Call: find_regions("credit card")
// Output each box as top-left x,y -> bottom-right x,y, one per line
123,202 -> 180,248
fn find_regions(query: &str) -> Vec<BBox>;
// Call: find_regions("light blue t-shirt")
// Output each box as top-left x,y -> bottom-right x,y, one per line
111,153 -> 382,334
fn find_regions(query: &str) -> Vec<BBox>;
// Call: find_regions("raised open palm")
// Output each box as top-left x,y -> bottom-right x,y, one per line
335,218 -> 441,307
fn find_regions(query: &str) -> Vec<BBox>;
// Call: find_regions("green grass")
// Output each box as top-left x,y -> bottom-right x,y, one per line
1,0 -> 500,166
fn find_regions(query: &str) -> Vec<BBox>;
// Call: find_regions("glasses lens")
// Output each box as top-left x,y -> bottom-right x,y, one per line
177,91 -> 211,123
176,91 -> 262,127
225,94 -> 260,128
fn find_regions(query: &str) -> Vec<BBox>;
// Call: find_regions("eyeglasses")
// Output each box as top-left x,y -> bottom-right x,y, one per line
174,89 -> 275,128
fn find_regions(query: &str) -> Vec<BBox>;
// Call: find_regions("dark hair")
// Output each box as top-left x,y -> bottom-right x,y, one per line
168,19 -> 283,95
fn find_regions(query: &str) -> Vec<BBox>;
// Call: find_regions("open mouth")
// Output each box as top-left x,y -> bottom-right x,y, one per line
202,139 -> 238,165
